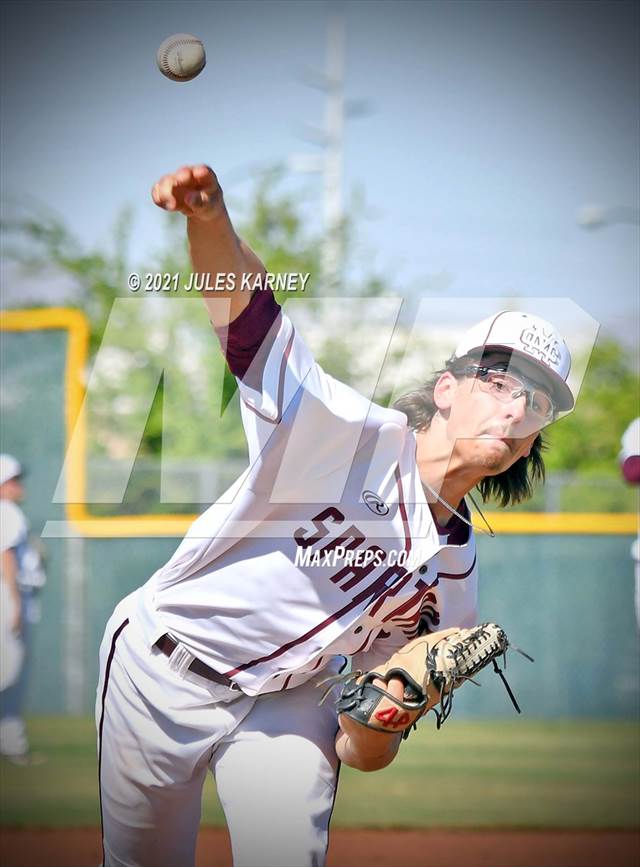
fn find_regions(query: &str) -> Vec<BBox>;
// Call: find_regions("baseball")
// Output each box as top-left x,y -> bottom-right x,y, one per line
156,33 -> 206,82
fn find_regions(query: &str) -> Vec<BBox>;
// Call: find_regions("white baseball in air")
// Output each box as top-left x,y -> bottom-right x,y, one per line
156,33 -> 206,82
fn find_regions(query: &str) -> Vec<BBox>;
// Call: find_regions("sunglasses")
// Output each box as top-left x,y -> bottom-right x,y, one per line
455,364 -> 556,422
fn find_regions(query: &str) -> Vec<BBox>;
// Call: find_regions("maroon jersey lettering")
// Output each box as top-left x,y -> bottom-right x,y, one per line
293,507 -> 344,548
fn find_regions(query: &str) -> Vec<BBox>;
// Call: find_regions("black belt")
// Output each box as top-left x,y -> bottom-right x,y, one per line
155,634 -> 239,691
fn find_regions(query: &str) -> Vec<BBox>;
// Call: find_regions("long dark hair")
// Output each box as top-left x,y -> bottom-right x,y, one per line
392,358 -> 546,507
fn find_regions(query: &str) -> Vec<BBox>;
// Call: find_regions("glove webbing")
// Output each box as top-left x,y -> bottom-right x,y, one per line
428,625 -> 534,729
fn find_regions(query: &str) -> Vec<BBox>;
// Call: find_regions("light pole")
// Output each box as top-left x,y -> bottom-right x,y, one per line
322,14 -> 346,289
290,13 -> 373,289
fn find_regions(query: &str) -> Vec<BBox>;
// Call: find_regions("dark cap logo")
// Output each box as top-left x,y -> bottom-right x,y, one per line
363,490 -> 389,516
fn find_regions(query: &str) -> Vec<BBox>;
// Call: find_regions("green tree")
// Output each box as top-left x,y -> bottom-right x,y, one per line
544,339 -> 639,474
1,170 -> 383,504
2,201 -> 134,355
233,166 -> 322,292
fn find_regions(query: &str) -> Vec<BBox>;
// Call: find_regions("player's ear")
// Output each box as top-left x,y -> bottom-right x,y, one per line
433,372 -> 458,414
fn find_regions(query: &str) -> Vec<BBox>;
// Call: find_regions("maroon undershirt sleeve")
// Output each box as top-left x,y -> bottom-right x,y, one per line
214,288 -> 282,389
429,502 -> 471,546
622,455 -> 640,484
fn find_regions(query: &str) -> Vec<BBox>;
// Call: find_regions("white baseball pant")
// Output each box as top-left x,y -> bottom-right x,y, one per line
96,593 -> 342,867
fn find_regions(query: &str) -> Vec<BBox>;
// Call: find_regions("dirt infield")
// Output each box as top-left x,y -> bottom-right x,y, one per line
0,828 -> 639,867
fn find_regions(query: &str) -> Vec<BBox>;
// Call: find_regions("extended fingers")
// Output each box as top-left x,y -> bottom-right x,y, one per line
151,179 -> 163,206
151,173 -> 179,210
151,165 -> 219,211
174,164 -> 217,190
192,164 -> 216,186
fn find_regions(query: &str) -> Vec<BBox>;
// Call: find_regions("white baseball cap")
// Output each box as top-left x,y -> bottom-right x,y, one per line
0,454 -> 23,486
453,311 -> 574,411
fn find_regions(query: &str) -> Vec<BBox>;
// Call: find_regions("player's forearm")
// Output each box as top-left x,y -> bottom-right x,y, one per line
187,213 -> 266,329
335,713 -> 402,772
152,164 -> 267,328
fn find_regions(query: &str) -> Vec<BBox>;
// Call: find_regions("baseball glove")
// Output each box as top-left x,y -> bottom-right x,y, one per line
331,623 -> 532,737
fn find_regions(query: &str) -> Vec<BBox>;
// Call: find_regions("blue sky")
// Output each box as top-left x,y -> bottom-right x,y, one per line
1,0 -> 638,350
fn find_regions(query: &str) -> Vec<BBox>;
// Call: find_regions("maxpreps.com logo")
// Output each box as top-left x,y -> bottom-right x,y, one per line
362,490 -> 389,516
519,323 -> 562,369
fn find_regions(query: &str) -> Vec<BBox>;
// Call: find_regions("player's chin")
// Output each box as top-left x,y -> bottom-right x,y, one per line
472,439 -> 516,473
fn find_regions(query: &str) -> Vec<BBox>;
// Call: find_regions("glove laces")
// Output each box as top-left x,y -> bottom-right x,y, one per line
430,629 -> 534,729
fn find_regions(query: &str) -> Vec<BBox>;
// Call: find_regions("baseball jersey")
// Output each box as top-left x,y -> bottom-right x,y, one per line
134,290 -> 478,695
0,500 -> 45,590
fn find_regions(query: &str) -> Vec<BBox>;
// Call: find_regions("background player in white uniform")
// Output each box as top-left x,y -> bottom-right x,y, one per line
0,454 -> 47,765
619,418 -> 640,627
97,165 -> 576,867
